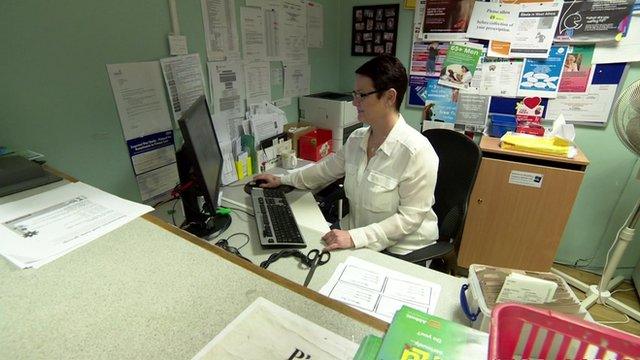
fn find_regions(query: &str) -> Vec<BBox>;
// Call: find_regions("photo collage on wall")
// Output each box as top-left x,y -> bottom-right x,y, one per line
351,4 -> 399,56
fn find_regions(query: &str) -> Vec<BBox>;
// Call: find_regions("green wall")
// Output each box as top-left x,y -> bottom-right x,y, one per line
0,0 -> 340,202
2,0 -> 638,276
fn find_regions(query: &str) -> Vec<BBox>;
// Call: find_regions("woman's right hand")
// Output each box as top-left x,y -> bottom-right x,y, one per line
252,173 -> 282,188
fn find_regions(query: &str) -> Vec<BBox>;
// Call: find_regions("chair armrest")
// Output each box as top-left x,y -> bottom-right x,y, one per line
394,242 -> 454,264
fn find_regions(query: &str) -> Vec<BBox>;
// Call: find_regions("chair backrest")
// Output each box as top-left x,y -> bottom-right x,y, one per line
423,129 -> 482,251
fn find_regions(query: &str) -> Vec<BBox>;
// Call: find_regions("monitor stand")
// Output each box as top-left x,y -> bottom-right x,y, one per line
181,213 -> 231,238
180,185 -> 232,238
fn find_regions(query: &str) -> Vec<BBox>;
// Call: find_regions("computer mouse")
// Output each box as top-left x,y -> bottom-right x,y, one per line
243,179 -> 295,194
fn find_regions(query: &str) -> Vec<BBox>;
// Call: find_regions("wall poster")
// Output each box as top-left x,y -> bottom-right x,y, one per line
351,4 -> 399,56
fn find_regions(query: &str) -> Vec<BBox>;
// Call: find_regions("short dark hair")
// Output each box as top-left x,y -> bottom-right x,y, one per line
355,54 -> 407,111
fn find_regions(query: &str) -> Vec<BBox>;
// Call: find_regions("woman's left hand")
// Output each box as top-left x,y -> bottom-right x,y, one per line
322,229 -> 354,251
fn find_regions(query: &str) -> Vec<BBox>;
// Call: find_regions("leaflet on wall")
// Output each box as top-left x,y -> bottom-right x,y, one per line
437,42 -> 484,90
208,61 -> 246,119
159,54 -> 207,121
201,0 -> 241,61
421,0 -> 476,41
244,62 -> 272,105
487,40 -> 511,58
555,0 -> 634,43
558,45 -> 594,93
240,7 -> 267,61
283,62 -> 310,98
465,2 -> 517,42
508,2 -> 561,58
412,0 -> 427,41
421,78 -> 459,123
126,130 -> 176,176
593,16 -> 640,64
455,93 -> 490,127
517,46 -> 568,98
410,42 -> 448,77
264,8 -> 283,61
106,62 -> 173,140
136,163 -> 180,201
545,84 -> 618,124
479,61 -> 523,98
281,0 -> 308,62
307,1 -> 324,48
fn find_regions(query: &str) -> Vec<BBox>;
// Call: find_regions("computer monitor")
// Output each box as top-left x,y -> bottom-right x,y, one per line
176,95 -> 231,237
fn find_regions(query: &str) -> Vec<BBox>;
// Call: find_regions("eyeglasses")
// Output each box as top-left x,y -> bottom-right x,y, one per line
351,88 -> 386,100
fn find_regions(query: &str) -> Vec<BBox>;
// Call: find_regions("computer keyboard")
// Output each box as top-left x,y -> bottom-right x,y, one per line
251,187 -> 306,248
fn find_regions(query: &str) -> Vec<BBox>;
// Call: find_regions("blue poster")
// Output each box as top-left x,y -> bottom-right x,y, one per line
517,46 -> 568,99
408,75 -> 429,107
423,78 -> 458,123
408,76 -> 459,122
126,130 -> 176,175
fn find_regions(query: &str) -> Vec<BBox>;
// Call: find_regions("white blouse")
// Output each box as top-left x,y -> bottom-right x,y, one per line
279,114 -> 439,255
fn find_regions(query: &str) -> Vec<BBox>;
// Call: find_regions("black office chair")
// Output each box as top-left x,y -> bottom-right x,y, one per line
387,129 -> 482,274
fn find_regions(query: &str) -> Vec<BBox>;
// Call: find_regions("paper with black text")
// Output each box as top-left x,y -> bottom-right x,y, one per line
281,0 -> 308,62
208,61 -> 246,119
192,297 -> 358,360
160,53 -> 207,121
306,1 -> 324,48
320,256 -> 441,323
244,62 -> 272,105
240,7 -> 267,61
201,0 -> 240,61
0,182 -> 153,269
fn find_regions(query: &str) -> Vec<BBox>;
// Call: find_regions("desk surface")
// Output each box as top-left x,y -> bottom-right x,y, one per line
213,169 -> 468,324
1,168 -> 470,358
0,181 -> 385,359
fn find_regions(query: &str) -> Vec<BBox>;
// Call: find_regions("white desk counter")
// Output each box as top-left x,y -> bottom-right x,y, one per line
0,178 -> 385,359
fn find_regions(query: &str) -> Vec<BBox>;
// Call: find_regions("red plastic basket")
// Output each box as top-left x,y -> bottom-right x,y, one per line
490,304 -> 640,360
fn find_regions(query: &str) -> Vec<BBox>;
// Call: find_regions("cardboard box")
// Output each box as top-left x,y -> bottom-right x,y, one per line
284,121 -> 316,154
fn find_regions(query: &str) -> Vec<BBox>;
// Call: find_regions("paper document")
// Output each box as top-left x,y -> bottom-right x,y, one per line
545,84 -> 618,124
244,62 -> 272,105
160,54 -> 207,121
201,0 -> 241,61
126,130 -> 176,176
508,2 -> 561,59
219,140 -> 239,185
320,257 -> 441,323
240,7 -> 267,61
264,8 -> 282,60
208,61 -> 246,118
281,0 -> 308,62
465,2 -> 517,42
0,182 -> 153,269
283,62 -> 310,98
192,297 -> 358,360
249,102 -> 287,144
593,16 -> 640,64
136,163 -> 180,201
106,61 -> 173,140
479,61 -> 522,97
306,1 -> 324,48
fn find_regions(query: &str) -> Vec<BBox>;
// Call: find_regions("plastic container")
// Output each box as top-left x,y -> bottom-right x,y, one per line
459,264 -> 586,333
489,114 -> 517,138
490,303 -> 640,359
298,128 -> 333,161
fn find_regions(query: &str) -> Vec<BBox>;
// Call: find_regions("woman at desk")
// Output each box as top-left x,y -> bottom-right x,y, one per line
254,55 -> 439,255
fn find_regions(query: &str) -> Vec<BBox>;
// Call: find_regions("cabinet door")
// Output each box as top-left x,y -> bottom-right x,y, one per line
458,157 -> 585,271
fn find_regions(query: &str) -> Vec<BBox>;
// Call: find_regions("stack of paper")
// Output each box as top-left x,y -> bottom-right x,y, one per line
192,297 -> 358,360
319,256 -> 441,323
0,182 -> 153,269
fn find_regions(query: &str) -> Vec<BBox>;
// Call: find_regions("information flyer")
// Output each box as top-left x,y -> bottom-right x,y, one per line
438,42 -> 483,90
558,45 -> 594,93
410,41 -> 448,77
555,0 -> 634,43
422,0 -> 476,41
465,2 -> 517,42
509,2 -> 562,58
423,78 -> 459,123
517,46 -> 568,98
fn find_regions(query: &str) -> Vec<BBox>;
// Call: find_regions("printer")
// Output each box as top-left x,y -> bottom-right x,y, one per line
299,92 -> 362,152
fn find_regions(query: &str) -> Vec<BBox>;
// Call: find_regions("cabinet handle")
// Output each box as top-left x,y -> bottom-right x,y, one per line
476,198 -> 484,205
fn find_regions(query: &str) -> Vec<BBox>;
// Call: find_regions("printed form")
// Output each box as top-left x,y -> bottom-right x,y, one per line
320,256 -> 441,323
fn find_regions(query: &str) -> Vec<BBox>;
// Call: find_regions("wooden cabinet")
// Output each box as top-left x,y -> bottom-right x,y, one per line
458,137 -> 590,272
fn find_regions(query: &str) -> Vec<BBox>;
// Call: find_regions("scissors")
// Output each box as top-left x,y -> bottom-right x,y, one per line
303,249 -> 331,287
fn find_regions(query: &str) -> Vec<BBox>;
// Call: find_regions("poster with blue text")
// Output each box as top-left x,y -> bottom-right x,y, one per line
517,46 -> 568,99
